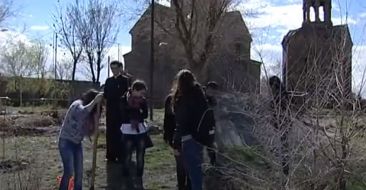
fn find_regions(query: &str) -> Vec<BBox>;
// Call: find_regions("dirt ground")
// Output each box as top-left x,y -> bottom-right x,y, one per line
0,109 -> 177,190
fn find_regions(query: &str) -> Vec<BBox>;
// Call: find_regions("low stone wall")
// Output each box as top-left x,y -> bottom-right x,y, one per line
0,77 -> 100,107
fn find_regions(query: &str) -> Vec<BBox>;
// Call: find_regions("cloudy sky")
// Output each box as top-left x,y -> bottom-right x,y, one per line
0,0 -> 365,93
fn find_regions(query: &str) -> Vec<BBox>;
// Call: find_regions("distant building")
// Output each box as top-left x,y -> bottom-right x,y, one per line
124,1 -> 261,106
282,0 -> 353,102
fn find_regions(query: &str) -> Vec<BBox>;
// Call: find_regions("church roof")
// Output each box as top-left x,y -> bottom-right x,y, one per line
222,11 -> 252,42
129,3 -> 252,42
129,3 -> 171,34
282,24 -> 353,47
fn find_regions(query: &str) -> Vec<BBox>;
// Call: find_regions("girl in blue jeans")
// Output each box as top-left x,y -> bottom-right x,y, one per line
58,89 -> 103,190
171,70 -> 208,190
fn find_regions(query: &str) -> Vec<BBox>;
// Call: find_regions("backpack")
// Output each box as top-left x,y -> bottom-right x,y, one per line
193,108 -> 216,146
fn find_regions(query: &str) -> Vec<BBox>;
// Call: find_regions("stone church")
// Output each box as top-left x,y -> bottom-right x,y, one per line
124,1 -> 261,106
282,0 -> 353,102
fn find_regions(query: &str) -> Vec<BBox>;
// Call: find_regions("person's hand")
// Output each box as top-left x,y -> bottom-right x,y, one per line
173,149 -> 180,156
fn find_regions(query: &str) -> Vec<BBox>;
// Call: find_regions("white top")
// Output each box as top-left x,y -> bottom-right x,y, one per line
120,122 -> 147,135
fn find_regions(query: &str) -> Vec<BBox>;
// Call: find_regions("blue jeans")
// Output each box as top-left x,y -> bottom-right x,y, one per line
58,138 -> 83,190
182,138 -> 203,190
175,149 -> 191,190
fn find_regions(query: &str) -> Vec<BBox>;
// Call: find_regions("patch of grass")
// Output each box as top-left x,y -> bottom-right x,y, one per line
145,134 -> 174,171
0,111 -> 178,190
347,180 -> 366,190
144,134 -> 177,190
225,146 -> 270,169
148,181 -> 173,189
147,109 -> 165,129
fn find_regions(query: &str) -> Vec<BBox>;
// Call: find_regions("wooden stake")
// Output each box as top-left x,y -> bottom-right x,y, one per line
89,129 -> 99,190
90,104 -> 101,190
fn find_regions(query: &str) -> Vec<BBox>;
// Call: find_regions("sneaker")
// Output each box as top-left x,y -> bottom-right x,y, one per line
121,176 -> 134,190
134,177 -> 144,190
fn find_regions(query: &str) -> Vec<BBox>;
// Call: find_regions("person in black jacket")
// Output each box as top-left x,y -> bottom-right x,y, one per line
172,69 -> 208,190
119,80 -> 148,189
104,61 -> 130,162
203,81 -> 218,166
269,76 -> 291,176
164,93 -> 191,190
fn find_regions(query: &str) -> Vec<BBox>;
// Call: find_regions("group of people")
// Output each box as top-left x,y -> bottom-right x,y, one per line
58,60 -> 150,190
57,60 -> 218,190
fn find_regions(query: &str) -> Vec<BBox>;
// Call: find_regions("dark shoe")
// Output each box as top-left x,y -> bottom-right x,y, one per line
106,159 -> 118,164
116,158 -> 124,164
177,186 -> 187,190
177,186 -> 191,190
106,155 -> 117,161
121,176 -> 134,190
134,177 -> 144,190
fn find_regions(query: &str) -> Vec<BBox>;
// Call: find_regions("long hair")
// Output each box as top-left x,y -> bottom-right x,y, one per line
81,89 -> 99,106
171,69 -> 197,109
80,89 -> 100,136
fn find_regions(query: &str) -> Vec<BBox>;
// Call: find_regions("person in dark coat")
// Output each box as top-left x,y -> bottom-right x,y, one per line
119,80 -> 149,189
164,92 -> 191,190
269,76 -> 291,176
172,69 -> 208,190
203,81 -> 218,166
104,61 -> 130,162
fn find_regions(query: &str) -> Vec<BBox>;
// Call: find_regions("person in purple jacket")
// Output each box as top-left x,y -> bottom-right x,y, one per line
58,89 -> 104,190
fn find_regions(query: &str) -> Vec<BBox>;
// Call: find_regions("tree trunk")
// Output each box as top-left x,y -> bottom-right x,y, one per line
96,52 -> 101,84
90,63 -> 96,83
87,53 -> 96,83
72,59 -> 77,81
19,87 -> 23,107
191,61 -> 209,84
338,171 -> 346,190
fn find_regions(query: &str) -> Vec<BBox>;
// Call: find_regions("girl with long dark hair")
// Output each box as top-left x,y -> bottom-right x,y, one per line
164,78 -> 191,190
172,69 -> 208,190
58,89 -> 103,190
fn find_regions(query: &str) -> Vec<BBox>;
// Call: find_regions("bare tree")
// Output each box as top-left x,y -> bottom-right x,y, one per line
298,33 -> 355,190
250,32 -> 359,190
0,0 -> 14,25
29,40 -> 48,79
0,40 -> 48,106
0,40 -> 32,77
170,0 -> 234,80
55,0 -> 119,83
77,0 -> 119,83
58,61 -> 73,81
49,57 -> 73,80
54,0 -> 84,81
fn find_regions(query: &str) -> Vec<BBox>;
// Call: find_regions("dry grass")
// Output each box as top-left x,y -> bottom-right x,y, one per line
0,106 -> 177,190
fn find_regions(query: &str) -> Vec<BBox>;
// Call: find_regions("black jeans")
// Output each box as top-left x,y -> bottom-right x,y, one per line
122,133 -> 146,177
206,142 -> 217,166
174,149 -> 191,190
106,111 -> 122,161
280,131 -> 289,175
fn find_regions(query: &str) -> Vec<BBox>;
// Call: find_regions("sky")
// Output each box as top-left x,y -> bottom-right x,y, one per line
0,0 -> 365,93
